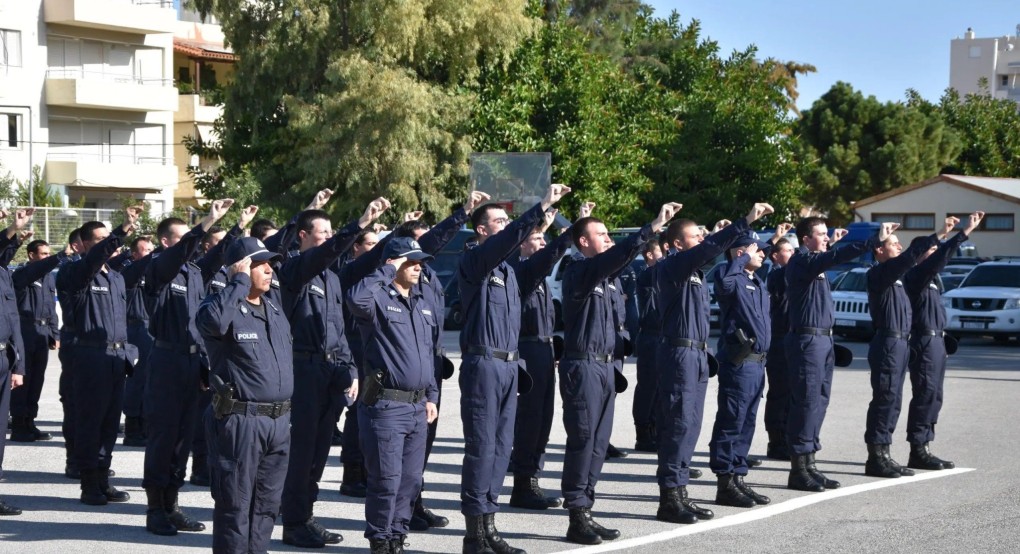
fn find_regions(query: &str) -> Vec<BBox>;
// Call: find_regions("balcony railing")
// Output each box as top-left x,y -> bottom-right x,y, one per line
46,69 -> 173,87
48,152 -> 171,166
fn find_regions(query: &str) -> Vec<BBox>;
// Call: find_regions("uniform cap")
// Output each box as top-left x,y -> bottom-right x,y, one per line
226,237 -> 283,266
383,237 -> 433,262
732,232 -> 770,251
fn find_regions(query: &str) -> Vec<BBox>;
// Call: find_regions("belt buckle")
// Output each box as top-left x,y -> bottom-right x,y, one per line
412,390 -> 422,403
112,341 -> 124,349
270,403 -> 282,418
506,351 -> 517,362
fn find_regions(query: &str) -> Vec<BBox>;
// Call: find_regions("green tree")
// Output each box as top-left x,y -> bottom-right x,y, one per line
795,82 -> 961,225
190,0 -> 538,223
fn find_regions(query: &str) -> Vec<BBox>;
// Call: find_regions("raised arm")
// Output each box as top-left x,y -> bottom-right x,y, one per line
517,231 -> 573,298
12,254 -> 62,290
869,233 -> 939,290
197,258 -> 252,340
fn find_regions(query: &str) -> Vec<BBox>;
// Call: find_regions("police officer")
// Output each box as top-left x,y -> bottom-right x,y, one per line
763,228 -> 794,460
785,217 -> 889,491
633,238 -> 664,452
279,198 -> 388,548
905,212 -> 982,471
508,207 -> 572,511
348,237 -> 440,554
0,209 -> 29,516
10,238 -> 61,442
55,227 -> 84,479
197,237 -> 292,554
559,202 -> 678,544
655,203 -> 772,525
118,235 -> 154,447
458,183 -> 569,554
605,257 -> 631,461
863,222 -> 940,477
709,234 -> 774,508
64,205 -> 143,506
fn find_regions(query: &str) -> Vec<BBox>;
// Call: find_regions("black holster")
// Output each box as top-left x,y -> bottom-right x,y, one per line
727,328 -> 756,365
210,374 -> 236,419
360,369 -> 385,407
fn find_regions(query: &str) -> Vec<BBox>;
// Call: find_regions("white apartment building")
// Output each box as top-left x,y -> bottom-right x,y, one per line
949,26 -> 1020,104
0,0 -> 179,214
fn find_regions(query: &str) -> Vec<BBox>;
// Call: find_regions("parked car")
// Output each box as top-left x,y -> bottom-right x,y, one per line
832,268 -> 945,340
940,273 -> 966,292
941,265 -> 974,276
944,260 -> 1020,342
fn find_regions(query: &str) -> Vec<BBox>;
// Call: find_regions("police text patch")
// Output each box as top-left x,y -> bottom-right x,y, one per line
236,332 -> 259,340
489,276 -> 505,287
386,306 -> 403,313
171,283 -> 188,293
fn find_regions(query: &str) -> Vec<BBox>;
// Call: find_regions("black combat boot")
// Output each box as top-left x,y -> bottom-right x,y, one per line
566,507 -> 601,545
655,487 -> 698,524
689,467 -> 703,479
805,452 -> 841,488
282,521 -> 327,548
509,475 -> 561,510
0,497 -> 22,516
679,486 -> 714,520
462,514 -> 494,554
145,488 -> 177,536
411,490 -> 450,528
163,487 -> 204,531
9,417 -> 35,442
605,443 -> 628,459
716,474 -> 755,508
583,507 -> 620,540
29,419 -> 52,440
908,442 -> 954,470
123,416 -> 146,447
865,444 -> 901,478
482,513 -> 525,554
634,424 -> 657,452
99,471 -> 130,503
735,475 -> 771,505
331,424 -> 343,446
788,454 -> 825,491
369,538 -> 392,554
339,462 -> 367,497
79,468 -> 108,506
189,454 -> 210,487
308,516 -> 342,544
882,445 -> 914,476
766,430 -> 789,460
390,535 -> 406,554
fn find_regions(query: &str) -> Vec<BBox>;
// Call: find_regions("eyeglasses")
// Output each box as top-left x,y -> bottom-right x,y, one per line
488,217 -> 511,226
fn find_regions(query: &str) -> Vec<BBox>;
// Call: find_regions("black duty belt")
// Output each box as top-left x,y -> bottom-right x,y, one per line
663,337 -> 708,351
735,352 -> 768,364
877,329 -> 910,340
154,340 -> 200,355
230,399 -> 291,419
564,350 -> 613,363
127,318 -> 147,326
796,327 -> 833,337
21,317 -> 51,326
918,329 -> 945,337
73,338 -> 126,350
294,350 -> 342,363
465,345 -> 518,362
377,387 -> 427,404
519,336 -> 553,344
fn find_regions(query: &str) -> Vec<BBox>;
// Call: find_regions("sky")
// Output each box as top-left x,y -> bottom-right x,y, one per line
646,0 -> 1018,110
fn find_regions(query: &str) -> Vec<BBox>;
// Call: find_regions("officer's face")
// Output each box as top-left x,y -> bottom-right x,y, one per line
132,239 -> 153,261
803,224 -> 829,252
476,208 -> 510,243
876,235 -> 903,262
202,230 -> 227,253
771,243 -> 794,267
520,231 -> 546,258
82,227 -> 109,253
248,260 -> 273,296
352,232 -> 379,259
161,223 -> 189,249
580,222 -> 611,256
644,244 -> 663,266
745,248 -> 765,271
674,223 -> 702,251
28,245 -> 51,262
395,260 -> 422,289
300,218 -> 333,250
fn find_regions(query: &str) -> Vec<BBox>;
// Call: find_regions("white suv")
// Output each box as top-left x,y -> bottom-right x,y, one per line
832,268 -> 873,339
944,260 -> 1020,342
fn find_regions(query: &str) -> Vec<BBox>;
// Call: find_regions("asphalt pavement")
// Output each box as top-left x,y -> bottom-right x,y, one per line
1,332 -> 1018,553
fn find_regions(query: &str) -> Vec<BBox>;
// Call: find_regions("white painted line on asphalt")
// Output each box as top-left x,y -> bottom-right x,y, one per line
552,467 -> 976,553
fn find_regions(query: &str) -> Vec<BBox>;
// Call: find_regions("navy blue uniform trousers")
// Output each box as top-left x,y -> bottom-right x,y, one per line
510,340 -> 556,478
459,353 -> 517,516
122,321 -> 152,418
206,407 -> 290,554
763,342 -> 790,434
656,344 -> 710,488
58,333 -> 75,464
865,336 -> 910,445
632,333 -> 660,428
10,329 -> 48,419
709,360 -> 766,475
0,355 -> 10,478
559,358 -> 615,509
360,400 -> 427,541
784,334 -> 835,455
906,335 -> 948,444
72,345 -> 125,471
143,347 -> 201,488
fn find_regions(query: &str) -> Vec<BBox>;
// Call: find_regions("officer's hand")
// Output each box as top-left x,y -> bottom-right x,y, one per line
387,256 -> 408,271
123,204 -> 145,233
359,197 -> 391,228
831,228 -> 848,243
878,222 -> 900,242
541,208 -> 558,232
745,203 -> 774,224
372,223 -> 388,234
579,202 -> 596,219
964,211 -> 985,235
307,188 -> 334,210
11,374 -> 23,390
745,242 -> 759,258
228,255 -> 252,279
18,230 -> 33,242
404,211 -> 424,223
14,208 -> 35,230
712,219 -> 732,233
426,401 -> 438,424
542,184 -> 572,210
774,222 -> 793,241
464,191 -> 491,213
52,340 -> 60,351
347,379 -> 359,402
652,202 -> 683,233
0,210 -> 7,220
209,198 -> 235,222
239,205 -> 259,229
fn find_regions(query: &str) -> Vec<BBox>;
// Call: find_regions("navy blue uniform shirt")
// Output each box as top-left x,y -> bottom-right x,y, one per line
767,265 -> 789,339
64,227 -> 129,345
785,237 -> 877,331
0,233 -> 27,374
510,231 -> 572,339
866,234 -> 939,333
119,256 -> 152,324
636,263 -> 661,335
715,253 -> 771,354
13,255 -> 62,338
904,231 -> 969,332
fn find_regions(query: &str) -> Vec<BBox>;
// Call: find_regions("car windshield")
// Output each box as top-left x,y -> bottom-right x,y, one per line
960,265 -> 1020,288
834,271 -> 867,292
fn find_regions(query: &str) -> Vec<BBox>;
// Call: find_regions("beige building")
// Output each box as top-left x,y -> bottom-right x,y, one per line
852,175 -> 1020,257
0,0 -> 186,215
949,26 -> 1020,103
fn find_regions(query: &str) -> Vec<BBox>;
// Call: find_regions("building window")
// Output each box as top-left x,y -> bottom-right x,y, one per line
871,213 -> 935,230
0,29 -> 22,68
1002,75 -> 1010,87
0,113 -> 21,149
948,213 -> 1015,232
969,45 -> 982,58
